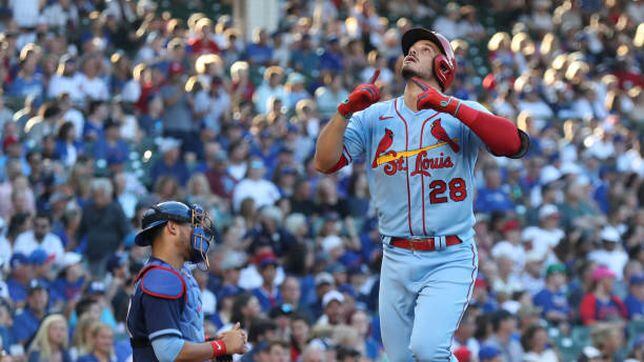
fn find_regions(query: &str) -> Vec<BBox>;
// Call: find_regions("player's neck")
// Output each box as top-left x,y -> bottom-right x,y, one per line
151,243 -> 185,270
403,78 -> 440,112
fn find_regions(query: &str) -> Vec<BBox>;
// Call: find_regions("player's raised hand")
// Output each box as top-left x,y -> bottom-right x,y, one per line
337,68 -> 382,118
411,77 -> 461,115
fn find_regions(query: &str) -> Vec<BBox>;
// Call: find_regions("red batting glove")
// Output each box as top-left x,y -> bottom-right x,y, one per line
412,77 -> 462,116
337,69 -> 381,118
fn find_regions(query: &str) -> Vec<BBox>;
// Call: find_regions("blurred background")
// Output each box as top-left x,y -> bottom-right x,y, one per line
0,0 -> 641,361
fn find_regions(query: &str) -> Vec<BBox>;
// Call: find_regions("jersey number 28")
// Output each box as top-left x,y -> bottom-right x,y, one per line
429,177 -> 467,204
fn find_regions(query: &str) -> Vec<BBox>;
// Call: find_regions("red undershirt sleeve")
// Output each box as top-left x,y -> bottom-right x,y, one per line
455,102 -> 529,158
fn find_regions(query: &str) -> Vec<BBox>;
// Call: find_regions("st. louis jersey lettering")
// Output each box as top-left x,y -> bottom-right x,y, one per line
342,96 -> 489,239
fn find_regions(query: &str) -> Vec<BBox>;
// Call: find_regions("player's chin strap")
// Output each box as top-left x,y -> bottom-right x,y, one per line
189,205 -> 214,271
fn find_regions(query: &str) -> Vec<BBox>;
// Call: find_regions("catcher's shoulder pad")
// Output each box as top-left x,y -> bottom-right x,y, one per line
140,265 -> 186,300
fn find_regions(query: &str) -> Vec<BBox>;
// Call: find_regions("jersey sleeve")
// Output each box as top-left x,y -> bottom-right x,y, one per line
342,110 -> 369,165
142,294 -> 184,341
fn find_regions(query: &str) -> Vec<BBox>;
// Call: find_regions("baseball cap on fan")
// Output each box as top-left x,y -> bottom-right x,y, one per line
538,204 -> 559,219
322,290 -> 344,308
599,226 -> 620,243
592,265 -> 615,281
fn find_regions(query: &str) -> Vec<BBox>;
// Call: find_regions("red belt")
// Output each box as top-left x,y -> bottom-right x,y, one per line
390,235 -> 462,251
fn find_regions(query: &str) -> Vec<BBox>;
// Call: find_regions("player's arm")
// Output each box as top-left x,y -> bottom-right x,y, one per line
153,324 -> 245,362
412,78 -> 529,158
315,69 -> 381,173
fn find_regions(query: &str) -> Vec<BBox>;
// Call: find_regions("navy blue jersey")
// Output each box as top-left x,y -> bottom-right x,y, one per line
126,258 -> 204,361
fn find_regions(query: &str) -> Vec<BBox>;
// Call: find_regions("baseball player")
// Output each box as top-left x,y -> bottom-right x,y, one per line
314,27 -> 529,361
126,201 -> 247,361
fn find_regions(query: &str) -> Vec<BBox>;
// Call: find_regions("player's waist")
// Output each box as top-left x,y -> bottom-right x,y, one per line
381,235 -> 463,251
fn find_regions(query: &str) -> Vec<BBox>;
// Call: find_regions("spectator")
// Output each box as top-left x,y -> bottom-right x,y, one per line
290,34 -> 320,79
149,138 -> 190,187
244,28 -> 273,66
315,73 -> 348,120
83,101 -> 108,143
253,66 -> 286,115
193,269 -> 217,318
42,0 -> 79,35
13,212 -> 64,266
77,55 -> 109,102
54,121 -> 83,167
196,76 -> 230,132
521,204 -> 564,264
475,167 -> 515,213
624,273 -> 643,320
478,344 -> 503,362
228,293 -> 262,331
316,290 -> 346,327
83,281 -> 118,330
70,314 -> 99,359
433,3 -> 461,39
491,219 -> 525,272
187,18 -> 220,55
268,304 -> 294,341
160,62 -> 199,152
48,55 -> 83,102
6,253 -> 33,307
50,252 -> 85,307
0,92 -> 14,131
8,44 -> 44,100
319,36 -> 344,74
533,263 -> 571,325
77,322 -> 115,362
9,0 -> 41,28
218,252 -> 245,298
491,254 -> 524,298
580,266 -> 627,325
11,280 -> 49,346
251,251 -> 282,313
589,323 -> 625,362
484,310 -> 524,362
520,324 -> 557,362
349,309 -> 378,360
458,6 -> 485,41
105,253 -> 131,324
280,276 -> 313,323
79,178 -> 130,276
289,314 -> 310,360
232,159 -> 280,212
285,73 -> 310,111
587,227 -> 629,280
26,314 -> 72,362
92,120 -> 129,166
0,301 -> 13,352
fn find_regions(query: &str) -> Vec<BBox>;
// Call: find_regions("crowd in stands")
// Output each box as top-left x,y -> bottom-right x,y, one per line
0,0 -> 642,361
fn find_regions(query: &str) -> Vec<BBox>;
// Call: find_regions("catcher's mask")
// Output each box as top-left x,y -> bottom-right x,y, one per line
135,201 -> 214,268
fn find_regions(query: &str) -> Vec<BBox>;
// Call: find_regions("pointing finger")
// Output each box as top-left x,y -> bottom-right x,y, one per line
369,68 -> 381,84
411,77 -> 431,91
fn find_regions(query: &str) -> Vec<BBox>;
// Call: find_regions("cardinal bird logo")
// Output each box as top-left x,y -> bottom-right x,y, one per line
430,119 -> 459,153
372,128 -> 394,168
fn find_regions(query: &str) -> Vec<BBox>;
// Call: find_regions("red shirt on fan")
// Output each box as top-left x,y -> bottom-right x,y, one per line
187,37 -> 220,55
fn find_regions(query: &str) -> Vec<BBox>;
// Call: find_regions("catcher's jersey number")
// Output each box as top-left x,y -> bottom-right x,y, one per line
428,177 -> 467,204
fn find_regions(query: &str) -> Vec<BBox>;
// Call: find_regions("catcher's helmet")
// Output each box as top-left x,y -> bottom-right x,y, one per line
135,200 -> 214,266
401,27 -> 457,91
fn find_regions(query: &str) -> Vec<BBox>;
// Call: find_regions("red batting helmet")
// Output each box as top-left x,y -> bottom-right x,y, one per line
401,27 -> 457,91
